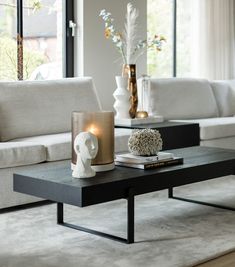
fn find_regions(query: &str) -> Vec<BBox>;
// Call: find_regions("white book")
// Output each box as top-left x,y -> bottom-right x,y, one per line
115,152 -> 174,164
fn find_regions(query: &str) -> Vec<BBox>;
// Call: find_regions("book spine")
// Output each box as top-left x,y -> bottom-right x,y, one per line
144,158 -> 183,169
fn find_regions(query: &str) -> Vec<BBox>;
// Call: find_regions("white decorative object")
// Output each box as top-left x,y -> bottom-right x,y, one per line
72,132 -> 98,179
113,76 -> 130,119
128,129 -> 163,156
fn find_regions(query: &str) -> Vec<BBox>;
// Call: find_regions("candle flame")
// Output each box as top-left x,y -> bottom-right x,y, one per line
86,124 -> 100,136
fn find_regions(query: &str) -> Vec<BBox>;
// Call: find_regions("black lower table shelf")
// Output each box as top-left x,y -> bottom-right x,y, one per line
115,121 -> 200,150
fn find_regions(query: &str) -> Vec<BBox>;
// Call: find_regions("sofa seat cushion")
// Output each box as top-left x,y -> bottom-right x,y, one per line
148,78 -> 219,120
201,136 -> 235,150
0,142 -> 46,169
171,117 -> 235,140
12,133 -> 71,162
12,129 -> 132,162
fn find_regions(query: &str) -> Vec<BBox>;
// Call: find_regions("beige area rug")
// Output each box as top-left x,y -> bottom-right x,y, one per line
1,175 -> 235,267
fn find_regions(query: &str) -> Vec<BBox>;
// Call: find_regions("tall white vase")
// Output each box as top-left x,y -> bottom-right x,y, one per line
113,76 -> 130,119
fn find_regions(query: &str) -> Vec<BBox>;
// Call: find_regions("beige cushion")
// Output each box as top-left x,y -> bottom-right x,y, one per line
13,133 -> 71,162
148,78 -> 219,120
171,117 -> 235,140
201,136 -> 235,150
12,129 -> 132,162
211,80 -> 235,117
0,142 -> 46,168
115,128 -> 132,153
0,77 -> 101,141
0,160 -> 70,209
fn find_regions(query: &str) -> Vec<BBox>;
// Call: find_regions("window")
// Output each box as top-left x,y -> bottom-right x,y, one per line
0,0 -> 17,80
148,0 -> 193,78
147,0 -> 173,78
0,0 -> 74,81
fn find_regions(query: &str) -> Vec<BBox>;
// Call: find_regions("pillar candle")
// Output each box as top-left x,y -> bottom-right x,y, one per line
72,111 -> 114,172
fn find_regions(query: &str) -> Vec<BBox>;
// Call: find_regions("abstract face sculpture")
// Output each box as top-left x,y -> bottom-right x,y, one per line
72,132 -> 98,178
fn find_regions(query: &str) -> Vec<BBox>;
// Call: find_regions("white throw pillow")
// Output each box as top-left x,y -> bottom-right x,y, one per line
148,78 -> 219,120
211,80 -> 235,117
0,77 -> 101,141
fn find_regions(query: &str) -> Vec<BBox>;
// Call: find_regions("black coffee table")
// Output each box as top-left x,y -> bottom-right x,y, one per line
13,146 -> 235,244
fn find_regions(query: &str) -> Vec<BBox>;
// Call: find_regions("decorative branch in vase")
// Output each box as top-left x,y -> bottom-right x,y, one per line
99,3 -> 165,118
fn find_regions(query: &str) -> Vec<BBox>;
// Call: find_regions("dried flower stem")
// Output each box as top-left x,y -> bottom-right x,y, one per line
99,3 -> 166,64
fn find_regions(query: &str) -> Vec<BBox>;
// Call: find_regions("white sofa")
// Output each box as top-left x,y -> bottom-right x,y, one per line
148,78 -> 235,150
1,77 -> 234,209
0,78 -> 131,209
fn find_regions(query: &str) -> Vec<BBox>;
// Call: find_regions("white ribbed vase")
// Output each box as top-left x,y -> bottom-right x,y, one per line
113,76 -> 130,119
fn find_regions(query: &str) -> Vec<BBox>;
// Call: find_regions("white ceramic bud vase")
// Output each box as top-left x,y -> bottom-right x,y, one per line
113,76 -> 130,119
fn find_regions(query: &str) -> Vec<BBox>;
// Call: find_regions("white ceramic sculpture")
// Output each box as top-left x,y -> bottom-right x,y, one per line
72,132 -> 98,179
113,76 -> 130,119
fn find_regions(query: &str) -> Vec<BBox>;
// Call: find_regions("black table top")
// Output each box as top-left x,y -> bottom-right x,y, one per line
115,121 -> 199,129
14,146 -> 235,207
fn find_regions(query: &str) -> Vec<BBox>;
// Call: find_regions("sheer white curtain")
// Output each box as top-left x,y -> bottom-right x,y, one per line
191,0 -> 235,80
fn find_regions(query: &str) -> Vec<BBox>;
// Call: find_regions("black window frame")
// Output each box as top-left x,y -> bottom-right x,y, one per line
65,0 -> 74,78
173,0 -> 177,77
16,0 -> 74,80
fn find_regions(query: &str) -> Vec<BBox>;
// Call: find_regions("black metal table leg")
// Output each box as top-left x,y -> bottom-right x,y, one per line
168,187 -> 173,198
171,196 -> 235,211
170,187 -> 235,211
56,188 -> 135,244
127,188 -> 135,244
57,202 -> 63,224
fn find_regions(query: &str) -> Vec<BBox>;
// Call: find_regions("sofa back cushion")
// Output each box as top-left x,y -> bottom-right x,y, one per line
210,80 -> 235,117
0,77 -> 101,141
148,78 -> 219,120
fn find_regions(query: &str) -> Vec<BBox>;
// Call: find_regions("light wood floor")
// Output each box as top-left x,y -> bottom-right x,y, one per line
196,251 -> 235,267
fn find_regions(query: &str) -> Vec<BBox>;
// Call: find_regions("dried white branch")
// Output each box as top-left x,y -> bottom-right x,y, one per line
124,3 -> 139,64
0,2 -> 34,9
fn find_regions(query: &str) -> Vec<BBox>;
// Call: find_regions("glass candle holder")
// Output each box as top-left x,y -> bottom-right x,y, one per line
72,111 -> 114,172
136,74 -> 150,118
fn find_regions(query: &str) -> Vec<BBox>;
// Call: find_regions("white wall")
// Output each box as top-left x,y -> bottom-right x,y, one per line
75,0 -> 147,110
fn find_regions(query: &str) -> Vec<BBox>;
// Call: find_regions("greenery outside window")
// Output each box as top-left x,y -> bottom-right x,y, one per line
148,0 -> 193,78
0,0 -> 74,81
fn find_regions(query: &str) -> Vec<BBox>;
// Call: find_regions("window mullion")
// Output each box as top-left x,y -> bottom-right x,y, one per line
173,0 -> 177,77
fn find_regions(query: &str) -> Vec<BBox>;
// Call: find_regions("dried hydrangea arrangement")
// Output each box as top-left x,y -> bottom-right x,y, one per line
99,3 -> 166,64
128,129 -> 163,156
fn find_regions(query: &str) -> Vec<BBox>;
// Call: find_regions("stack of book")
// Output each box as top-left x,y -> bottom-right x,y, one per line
115,152 -> 183,169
